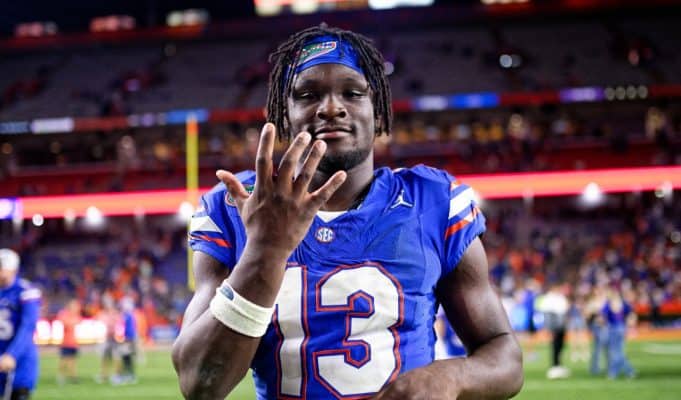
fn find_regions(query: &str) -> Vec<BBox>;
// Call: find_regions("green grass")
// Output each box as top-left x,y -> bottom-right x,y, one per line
32,340 -> 681,399
33,347 -> 254,400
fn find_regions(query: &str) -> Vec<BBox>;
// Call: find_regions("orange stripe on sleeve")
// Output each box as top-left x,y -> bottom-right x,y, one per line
444,207 -> 479,239
190,233 -> 232,248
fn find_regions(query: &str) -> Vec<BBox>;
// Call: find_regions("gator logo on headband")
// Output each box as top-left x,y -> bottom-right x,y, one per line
297,41 -> 337,67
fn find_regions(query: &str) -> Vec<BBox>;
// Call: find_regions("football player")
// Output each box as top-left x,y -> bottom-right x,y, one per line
173,25 -> 523,399
0,249 -> 41,400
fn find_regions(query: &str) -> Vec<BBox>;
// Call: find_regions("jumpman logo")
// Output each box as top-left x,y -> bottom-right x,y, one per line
390,189 -> 413,209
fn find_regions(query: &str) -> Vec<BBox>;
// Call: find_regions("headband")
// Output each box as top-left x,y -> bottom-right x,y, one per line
290,35 -> 364,77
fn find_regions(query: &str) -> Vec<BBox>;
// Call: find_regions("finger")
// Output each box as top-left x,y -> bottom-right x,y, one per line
308,170 -> 347,209
293,139 -> 326,196
277,131 -> 311,190
216,170 -> 249,209
255,123 -> 276,193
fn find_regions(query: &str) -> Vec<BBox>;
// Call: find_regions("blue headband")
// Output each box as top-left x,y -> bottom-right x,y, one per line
291,35 -> 364,77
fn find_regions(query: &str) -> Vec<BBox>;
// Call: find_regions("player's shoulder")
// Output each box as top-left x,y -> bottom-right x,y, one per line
18,279 -> 41,301
392,164 -> 454,185
18,278 -> 35,290
390,165 -> 457,197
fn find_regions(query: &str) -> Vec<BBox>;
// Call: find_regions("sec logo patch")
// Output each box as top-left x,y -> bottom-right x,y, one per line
315,227 -> 335,243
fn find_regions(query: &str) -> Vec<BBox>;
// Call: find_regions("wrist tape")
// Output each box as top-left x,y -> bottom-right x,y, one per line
209,281 -> 274,338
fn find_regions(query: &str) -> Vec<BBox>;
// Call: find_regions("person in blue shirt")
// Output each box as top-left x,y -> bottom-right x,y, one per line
434,307 -> 467,359
585,284 -> 609,375
602,286 -> 636,379
521,279 -> 540,361
0,249 -> 41,400
112,297 -> 137,385
172,24 -> 523,400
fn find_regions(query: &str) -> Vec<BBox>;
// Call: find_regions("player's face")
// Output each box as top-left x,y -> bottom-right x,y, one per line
0,269 -> 17,288
287,63 -> 375,175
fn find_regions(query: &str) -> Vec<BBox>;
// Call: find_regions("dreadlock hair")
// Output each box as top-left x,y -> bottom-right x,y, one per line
266,24 -> 393,141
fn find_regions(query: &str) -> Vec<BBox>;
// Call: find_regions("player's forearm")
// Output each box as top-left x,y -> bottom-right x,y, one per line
172,310 -> 261,399
225,242 -> 289,308
173,247 -> 289,399
451,332 -> 524,399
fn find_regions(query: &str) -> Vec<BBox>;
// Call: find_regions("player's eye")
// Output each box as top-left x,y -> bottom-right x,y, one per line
343,89 -> 366,99
293,91 -> 317,101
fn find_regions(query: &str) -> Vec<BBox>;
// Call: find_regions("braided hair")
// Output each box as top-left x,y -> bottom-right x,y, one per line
266,24 -> 392,141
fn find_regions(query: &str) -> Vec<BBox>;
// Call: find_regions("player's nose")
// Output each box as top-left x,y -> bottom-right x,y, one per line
316,93 -> 347,121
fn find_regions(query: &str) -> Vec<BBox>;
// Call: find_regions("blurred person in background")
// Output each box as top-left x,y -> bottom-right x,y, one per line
585,284 -> 609,375
603,285 -> 636,379
521,278 -> 540,362
537,282 -> 570,379
56,299 -> 82,385
112,297 -> 137,385
94,294 -> 119,384
567,292 -> 589,363
132,305 -> 148,366
434,306 -> 467,359
0,249 -> 41,400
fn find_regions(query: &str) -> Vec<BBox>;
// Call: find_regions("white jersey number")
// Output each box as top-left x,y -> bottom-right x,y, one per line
0,309 -> 14,341
275,264 -> 403,398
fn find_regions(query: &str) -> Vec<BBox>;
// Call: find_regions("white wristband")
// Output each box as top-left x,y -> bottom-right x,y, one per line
209,281 -> 274,338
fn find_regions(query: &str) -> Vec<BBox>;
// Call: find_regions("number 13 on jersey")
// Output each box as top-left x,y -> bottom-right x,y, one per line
273,263 -> 404,398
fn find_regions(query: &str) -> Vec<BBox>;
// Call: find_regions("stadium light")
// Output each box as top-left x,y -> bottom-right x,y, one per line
369,0 -> 435,10
178,201 -> 195,222
291,0 -> 320,14
14,21 -> 58,37
31,214 -> 44,227
166,9 -> 209,27
85,206 -> 105,227
580,182 -> 604,207
89,15 -> 136,32
655,181 -> 673,199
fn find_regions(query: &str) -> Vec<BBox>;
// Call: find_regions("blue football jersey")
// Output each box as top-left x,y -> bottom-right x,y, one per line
189,165 -> 485,399
0,278 -> 41,391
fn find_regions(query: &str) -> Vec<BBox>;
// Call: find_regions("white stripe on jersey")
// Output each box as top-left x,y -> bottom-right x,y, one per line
448,187 -> 474,219
189,215 -> 223,234
464,208 -> 479,222
20,288 -> 41,301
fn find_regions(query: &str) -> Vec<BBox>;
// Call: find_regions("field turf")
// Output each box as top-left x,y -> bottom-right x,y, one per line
32,339 -> 681,399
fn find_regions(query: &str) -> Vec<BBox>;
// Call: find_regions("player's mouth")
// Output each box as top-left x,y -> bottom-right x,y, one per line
313,126 -> 352,140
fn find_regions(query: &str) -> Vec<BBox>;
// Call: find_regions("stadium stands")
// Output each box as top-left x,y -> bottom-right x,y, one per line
1,16 -> 679,118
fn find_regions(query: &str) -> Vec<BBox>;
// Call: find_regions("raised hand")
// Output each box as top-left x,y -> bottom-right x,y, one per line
217,123 -> 347,262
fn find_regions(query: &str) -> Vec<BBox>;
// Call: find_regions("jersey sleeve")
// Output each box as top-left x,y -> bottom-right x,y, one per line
188,171 -> 254,270
189,180 -> 243,270
6,284 -> 41,359
443,177 -> 486,276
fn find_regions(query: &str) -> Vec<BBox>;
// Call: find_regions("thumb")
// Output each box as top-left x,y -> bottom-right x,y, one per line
216,170 -> 250,209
